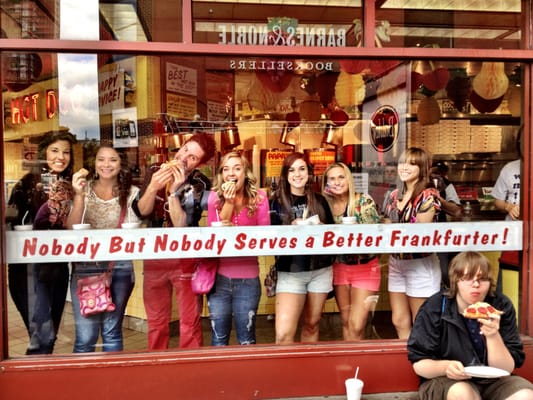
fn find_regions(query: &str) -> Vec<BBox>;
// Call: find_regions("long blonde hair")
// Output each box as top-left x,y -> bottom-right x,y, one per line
213,151 -> 263,217
322,162 -> 358,217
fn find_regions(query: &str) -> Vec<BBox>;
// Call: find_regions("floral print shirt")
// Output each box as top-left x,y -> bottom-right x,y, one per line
383,187 -> 441,224
334,193 -> 380,265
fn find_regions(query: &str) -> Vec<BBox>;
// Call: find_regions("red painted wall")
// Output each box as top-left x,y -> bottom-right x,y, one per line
1,339 -> 532,399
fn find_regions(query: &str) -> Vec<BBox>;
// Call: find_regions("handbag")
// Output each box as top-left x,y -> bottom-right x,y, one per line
77,270 -> 116,317
191,258 -> 218,294
76,206 -> 126,317
264,264 -> 277,297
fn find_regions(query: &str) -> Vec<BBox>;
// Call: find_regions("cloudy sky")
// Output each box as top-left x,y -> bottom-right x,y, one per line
58,0 -> 100,139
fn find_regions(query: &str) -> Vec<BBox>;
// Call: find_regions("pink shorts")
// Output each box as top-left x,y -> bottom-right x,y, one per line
333,257 -> 381,291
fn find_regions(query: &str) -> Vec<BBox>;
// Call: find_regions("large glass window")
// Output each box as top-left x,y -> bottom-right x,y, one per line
1,1 -> 523,49
376,1 -> 522,49
2,47 -> 524,356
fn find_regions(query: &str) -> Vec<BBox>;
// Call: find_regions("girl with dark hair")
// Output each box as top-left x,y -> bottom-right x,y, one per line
67,145 -> 140,352
270,152 -> 334,344
382,147 -> 442,339
206,151 -> 270,346
7,130 -> 77,353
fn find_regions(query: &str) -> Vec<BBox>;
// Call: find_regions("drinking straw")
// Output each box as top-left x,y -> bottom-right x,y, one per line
81,202 -> 87,224
354,366 -> 359,379
21,210 -> 29,225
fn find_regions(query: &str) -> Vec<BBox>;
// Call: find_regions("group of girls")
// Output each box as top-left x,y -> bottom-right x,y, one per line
209,147 -> 441,345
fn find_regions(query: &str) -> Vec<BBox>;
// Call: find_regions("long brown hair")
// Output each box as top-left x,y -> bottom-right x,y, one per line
397,147 -> 432,203
93,145 -> 132,210
273,152 -> 327,224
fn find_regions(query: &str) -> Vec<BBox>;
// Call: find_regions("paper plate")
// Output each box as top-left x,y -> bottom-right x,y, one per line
464,366 -> 510,378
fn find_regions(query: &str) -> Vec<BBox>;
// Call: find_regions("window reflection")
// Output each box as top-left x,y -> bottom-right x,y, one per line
2,52 -> 524,356
0,1 -> 524,49
376,0 -> 522,49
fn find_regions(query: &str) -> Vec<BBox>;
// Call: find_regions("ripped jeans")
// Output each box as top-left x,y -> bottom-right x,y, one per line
207,274 -> 261,346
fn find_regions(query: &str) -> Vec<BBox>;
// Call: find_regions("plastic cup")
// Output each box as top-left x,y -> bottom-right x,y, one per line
342,216 -> 356,224
307,214 -> 320,225
121,222 -> 141,229
345,378 -> 364,400
211,221 -> 232,227
72,223 -> 91,230
14,225 -> 33,231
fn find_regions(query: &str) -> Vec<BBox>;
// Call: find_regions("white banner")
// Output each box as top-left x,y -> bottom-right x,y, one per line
6,221 -> 522,264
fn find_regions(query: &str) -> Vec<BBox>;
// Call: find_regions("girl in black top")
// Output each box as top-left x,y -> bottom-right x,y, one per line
270,152 -> 334,344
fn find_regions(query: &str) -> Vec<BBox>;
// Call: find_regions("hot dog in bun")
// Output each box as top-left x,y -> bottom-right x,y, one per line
160,159 -> 182,169
221,180 -> 236,191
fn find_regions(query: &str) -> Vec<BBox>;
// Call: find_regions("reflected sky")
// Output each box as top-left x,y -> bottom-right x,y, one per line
58,0 -> 99,139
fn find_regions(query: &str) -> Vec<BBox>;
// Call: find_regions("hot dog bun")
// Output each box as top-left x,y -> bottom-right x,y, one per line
78,167 -> 89,177
160,159 -> 182,169
221,180 -> 236,191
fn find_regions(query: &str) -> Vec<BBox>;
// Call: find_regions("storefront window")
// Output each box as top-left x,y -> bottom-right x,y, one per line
376,1 -> 523,49
192,0 -> 362,46
2,48 -> 524,356
0,1 -> 524,49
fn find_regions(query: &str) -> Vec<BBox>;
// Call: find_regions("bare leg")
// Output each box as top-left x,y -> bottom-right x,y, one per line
347,288 -> 378,340
300,292 -> 328,343
389,291 -> 412,339
275,292 -> 306,344
408,297 -> 427,323
334,284 -> 351,340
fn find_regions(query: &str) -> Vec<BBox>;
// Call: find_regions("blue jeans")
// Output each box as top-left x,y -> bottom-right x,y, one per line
207,274 -> 261,346
28,262 -> 69,354
70,261 -> 134,353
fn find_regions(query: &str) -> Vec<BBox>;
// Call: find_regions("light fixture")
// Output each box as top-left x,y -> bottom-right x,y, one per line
221,124 -> 241,151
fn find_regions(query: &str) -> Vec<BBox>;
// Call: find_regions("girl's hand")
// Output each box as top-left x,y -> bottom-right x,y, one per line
222,181 -> 237,203
72,168 -> 89,195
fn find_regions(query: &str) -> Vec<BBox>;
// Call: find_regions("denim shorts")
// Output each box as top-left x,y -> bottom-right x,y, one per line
276,266 -> 333,294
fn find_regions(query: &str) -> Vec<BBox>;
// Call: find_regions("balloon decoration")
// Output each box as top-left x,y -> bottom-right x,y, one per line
469,90 -> 504,114
469,62 -> 508,114
334,70 -> 365,109
410,63 -> 449,125
417,96 -> 441,125
445,68 -> 471,112
472,62 -> 509,100
339,59 -> 401,79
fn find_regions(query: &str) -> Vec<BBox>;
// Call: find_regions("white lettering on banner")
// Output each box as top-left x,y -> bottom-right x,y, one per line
5,222 -> 522,264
